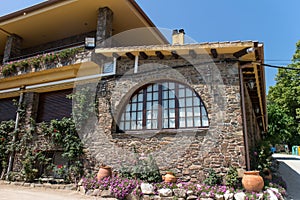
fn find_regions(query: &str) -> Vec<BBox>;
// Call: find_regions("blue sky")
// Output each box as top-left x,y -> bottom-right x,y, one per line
1,0 -> 300,93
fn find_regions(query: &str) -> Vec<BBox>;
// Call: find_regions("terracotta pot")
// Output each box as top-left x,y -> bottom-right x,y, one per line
97,166 -> 112,181
242,171 -> 264,192
162,171 -> 177,183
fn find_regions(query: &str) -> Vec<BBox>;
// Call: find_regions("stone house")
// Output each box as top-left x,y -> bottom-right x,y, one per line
0,0 -> 267,181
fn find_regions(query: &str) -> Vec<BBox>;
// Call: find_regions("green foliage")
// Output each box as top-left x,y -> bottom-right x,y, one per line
203,168 -> 222,186
225,166 -> 240,188
268,41 -> 300,146
67,86 -> 98,130
250,141 -> 272,171
47,117 -> 84,182
0,120 -> 15,174
119,153 -> 162,183
1,64 -> 17,76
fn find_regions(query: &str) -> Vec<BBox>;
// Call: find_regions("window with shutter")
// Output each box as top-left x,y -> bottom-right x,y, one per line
0,97 -> 18,122
37,89 -> 73,122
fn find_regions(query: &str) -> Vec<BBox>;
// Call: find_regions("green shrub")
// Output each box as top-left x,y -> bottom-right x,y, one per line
203,168 -> 222,186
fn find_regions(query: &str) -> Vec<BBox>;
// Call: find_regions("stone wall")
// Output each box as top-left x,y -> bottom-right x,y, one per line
82,55 -> 247,181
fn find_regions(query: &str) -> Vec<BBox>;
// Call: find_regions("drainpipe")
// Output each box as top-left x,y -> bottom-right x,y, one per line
5,89 -> 24,180
239,64 -> 251,170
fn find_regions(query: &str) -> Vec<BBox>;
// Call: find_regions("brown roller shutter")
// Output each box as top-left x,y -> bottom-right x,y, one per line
37,89 -> 73,122
0,97 -> 18,122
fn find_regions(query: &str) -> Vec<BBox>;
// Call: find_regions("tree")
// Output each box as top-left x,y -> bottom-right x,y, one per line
268,41 -> 300,146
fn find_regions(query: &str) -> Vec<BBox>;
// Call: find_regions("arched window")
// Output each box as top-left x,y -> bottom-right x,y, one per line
119,81 -> 209,131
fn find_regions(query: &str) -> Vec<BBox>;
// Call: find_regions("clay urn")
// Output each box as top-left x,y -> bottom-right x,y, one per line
162,171 -> 177,183
97,166 -> 112,181
242,171 -> 264,192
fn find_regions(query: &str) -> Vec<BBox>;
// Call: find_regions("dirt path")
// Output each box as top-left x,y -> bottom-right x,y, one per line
0,184 -> 95,200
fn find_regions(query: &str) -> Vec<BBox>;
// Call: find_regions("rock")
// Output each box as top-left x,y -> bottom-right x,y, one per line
141,183 -> 155,195
186,190 -> 194,195
187,195 -> 198,200
23,183 -> 30,187
126,192 -> 140,200
234,192 -> 246,200
92,189 -> 101,196
77,178 -> 83,186
86,190 -> 93,196
199,198 -> 213,200
223,190 -> 234,200
158,188 -> 173,197
160,198 -> 174,200
65,184 -> 77,190
173,188 -> 186,198
153,195 -> 161,200
79,186 -> 86,194
101,189 -> 113,197
269,188 -> 284,200
215,194 -> 224,200
267,189 -> 279,200
143,195 -> 151,200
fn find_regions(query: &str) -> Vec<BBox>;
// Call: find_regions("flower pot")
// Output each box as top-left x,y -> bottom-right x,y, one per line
162,171 -> 177,183
97,166 -> 112,180
242,171 -> 264,192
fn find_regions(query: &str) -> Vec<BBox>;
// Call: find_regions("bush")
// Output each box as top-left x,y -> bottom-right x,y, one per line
203,168 -> 222,186
225,166 -> 241,188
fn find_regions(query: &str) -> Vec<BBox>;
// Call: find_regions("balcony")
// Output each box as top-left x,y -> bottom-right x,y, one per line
0,46 -> 93,78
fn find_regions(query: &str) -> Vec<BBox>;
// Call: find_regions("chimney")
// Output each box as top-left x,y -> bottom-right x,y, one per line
172,29 -> 185,45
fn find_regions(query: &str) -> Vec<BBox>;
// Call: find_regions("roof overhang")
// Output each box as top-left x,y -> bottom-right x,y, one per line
0,0 -> 167,56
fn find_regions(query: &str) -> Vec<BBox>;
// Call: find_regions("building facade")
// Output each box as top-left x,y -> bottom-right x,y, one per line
0,0 -> 267,181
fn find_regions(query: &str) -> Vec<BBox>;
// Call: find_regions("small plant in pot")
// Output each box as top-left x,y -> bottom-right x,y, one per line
162,170 -> 177,183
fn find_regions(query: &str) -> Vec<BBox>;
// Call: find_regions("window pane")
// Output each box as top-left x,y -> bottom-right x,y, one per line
138,93 -> 143,101
131,112 -> 136,120
153,92 -> 158,100
169,119 -> 175,128
152,120 -> 158,129
187,117 -> 193,127
146,120 -> 152,129
125,122 -> 130,130
153,84 -> 158,91
201,106 -> 207,115
119,122 -> 124,129
163,91 -> 168,99
146,102 -> 152,109
162,100 -> 168,108
202,116 -> 209,126
169,109 -> 175,118
131,122 -> 136,130
179,118 -> 186,128
126,104 -> 131,112
138,103 -> 143,110
137,111 -> 142,120
132,95 -> 137,103
131,103 -> 137,111
147,85 -> 152,92
186,98 -> 193,106
169,100 -> 175,108
152,110 -> 158,119
163,109 -> 168,118
179,108 -> 186,117
163,119 -> 168,128
178,89 -> 185,97
126,112 -> 130,119
146,111 -> 152,119
147,93 -> 152,101
121,113 -> 124,120
194,117 -> 201,127
179,98 -> 185,107
187,108 -> 193,117
169,82 -> 175,89
169,90 -> 175,98
194,107 -> 200,116
137,121 -> 143,129
186,88 -> 193,97
193,97 -> 200,106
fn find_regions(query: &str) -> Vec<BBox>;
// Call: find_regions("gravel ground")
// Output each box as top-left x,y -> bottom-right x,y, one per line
0,184 -> 95,200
